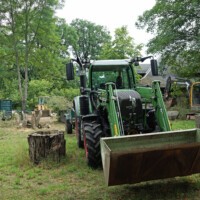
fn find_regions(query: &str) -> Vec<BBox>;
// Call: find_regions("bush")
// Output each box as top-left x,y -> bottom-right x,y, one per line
47,96 -> 72,112
168,97 -> 190,120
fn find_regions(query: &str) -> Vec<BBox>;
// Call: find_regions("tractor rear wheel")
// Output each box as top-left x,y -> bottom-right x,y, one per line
83,121 -> 102,169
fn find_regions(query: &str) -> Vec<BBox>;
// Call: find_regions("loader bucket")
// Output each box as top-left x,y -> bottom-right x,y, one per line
100,129 -> 200,186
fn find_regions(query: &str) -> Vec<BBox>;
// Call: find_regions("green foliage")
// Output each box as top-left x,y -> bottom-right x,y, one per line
167,83 -> 189,119
28,79 -> 79,110
50,88 -> 79,102
1,5 -> 145,111
0,78 -> 20,101
29,79 -> 53,96
98,26 -> 142,85
62,88 -> 79,101
28,79 -> 53,108
171,120 -> 195,130
0,0 -> 66,111
47,96 -> 71,111
99,26 -> 142,59
70,18 -> 111,60
136,0 -> 200,77
170,83 -> 186,98
134,68 -> 142,83
55,18 -> 78,58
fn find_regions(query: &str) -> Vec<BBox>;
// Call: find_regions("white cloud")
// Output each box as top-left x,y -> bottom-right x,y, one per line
56,0 -> 156,54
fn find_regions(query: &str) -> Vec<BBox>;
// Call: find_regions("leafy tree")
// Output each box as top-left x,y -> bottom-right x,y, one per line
28,79 -> 53,108
99,26 -> 142,59
70,18 -> 111,60
136,0 -> 200,77
0,0 -> 65,111
53,18 -> 80,90
55,18 -> 78,58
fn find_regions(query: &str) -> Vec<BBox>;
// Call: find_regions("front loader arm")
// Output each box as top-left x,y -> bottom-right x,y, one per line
152,81 -> 171,131
105,83 -> 123,137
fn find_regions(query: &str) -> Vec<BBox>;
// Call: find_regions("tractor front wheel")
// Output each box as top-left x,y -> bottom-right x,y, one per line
83,121 -> 102,169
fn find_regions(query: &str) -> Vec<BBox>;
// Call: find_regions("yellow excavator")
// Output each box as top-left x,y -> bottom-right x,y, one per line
35,96 -> 51,116
165,76 -> 200,118
34,96 -> 51,128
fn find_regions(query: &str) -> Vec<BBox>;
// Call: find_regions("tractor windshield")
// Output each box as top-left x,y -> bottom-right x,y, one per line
91,65 -> 134,90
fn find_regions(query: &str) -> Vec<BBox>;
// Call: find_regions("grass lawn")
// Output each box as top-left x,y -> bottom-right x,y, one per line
0,120 -> 200,200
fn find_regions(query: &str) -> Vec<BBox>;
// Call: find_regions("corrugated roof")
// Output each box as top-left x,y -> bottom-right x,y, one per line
139,69 -> 166,88
135,64 -> 150,74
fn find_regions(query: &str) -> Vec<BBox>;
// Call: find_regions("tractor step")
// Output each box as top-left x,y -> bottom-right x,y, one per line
100,129 -> 200,186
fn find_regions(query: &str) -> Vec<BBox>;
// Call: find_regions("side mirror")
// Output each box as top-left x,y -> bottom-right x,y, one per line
66,62 -> 74,80
151,59 -> 158,76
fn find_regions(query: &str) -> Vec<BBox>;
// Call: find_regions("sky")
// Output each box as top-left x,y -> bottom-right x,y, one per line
56,0 -> 156,54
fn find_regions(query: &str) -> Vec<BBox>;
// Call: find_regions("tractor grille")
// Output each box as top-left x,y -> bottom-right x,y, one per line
114,90 -> 142,119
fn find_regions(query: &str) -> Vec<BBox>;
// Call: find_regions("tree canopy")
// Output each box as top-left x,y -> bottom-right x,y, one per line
99,26 -> 142,59
0,0 -> 68,110
0,3 -> 143,111
136,0 -> 200,77
70,18 -> 111,60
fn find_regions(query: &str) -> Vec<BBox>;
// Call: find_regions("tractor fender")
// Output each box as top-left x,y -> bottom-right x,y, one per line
73,95 -> 92,117
82,114 -> 98,123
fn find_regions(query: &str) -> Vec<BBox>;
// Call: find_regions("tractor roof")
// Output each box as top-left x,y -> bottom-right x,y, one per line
91,59 -> 130,71
92,59 -> 130,66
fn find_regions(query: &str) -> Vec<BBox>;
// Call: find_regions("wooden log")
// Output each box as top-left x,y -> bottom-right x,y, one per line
37,117 -> 52,128
28,130 -> 66,164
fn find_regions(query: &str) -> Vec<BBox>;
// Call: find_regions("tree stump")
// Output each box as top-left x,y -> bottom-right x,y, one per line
28,130 -> 66,164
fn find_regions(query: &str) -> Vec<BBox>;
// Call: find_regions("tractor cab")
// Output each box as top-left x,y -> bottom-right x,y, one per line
89,60 -> 135,90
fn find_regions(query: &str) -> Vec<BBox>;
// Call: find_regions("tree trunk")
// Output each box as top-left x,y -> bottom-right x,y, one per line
28,130 -> 66,164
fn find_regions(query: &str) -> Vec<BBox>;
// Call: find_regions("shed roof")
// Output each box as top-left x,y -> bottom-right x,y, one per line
139,68 -> 166,88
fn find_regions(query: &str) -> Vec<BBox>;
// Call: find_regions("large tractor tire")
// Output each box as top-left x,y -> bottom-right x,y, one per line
75,117 -> 84,148
83,121 -> 102,169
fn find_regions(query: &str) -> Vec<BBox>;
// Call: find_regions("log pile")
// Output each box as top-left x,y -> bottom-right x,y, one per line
20,110 -> 53,129
28,130 -> 66,164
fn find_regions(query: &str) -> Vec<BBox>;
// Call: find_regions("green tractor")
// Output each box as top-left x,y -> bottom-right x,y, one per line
66,56 -> 200,186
